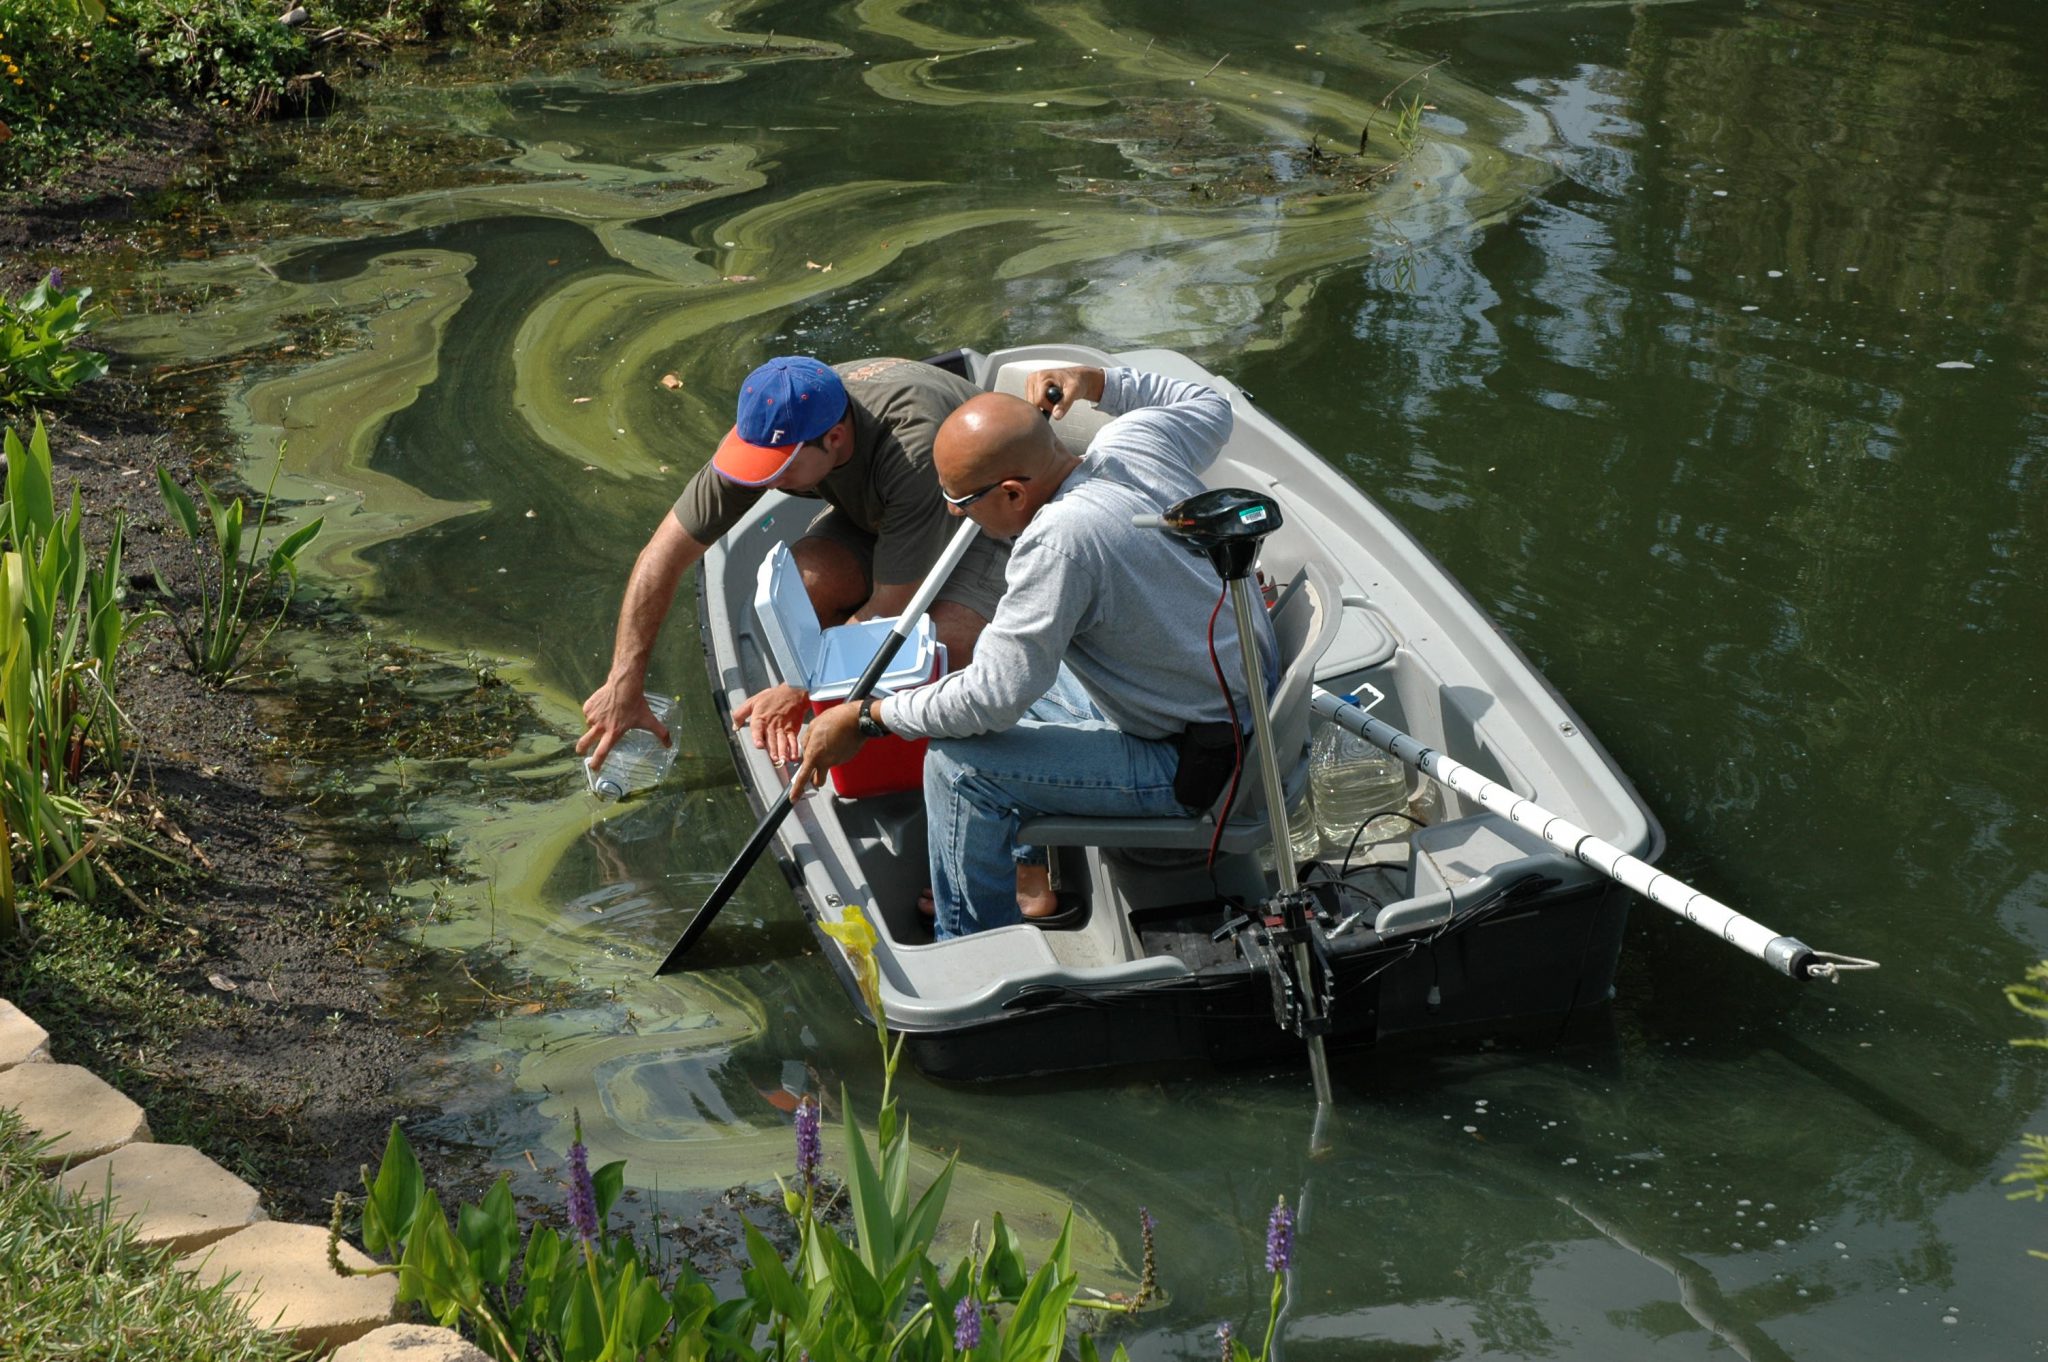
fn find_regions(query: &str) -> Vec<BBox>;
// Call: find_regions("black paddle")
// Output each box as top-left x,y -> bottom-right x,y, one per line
652,382 -> 1062,975
652,517 -> 982,974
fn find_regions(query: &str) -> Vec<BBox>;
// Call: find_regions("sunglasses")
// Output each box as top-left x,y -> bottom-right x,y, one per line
941,475 -> 1030,510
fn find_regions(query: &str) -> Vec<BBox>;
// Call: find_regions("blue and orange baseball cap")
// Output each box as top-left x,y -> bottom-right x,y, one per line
711,357 -> 850,485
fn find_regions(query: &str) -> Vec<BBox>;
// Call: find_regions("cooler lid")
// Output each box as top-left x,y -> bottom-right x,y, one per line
812,621 -> 942,699
753,543 -> 822,686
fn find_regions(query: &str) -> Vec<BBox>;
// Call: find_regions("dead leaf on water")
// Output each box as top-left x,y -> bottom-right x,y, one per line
572,396 -> 593,404
517,1002 -> 545,1015
659,373 -> 683,390
723,274 -> 758,282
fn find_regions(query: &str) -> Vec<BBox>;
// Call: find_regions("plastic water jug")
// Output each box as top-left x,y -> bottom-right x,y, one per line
1288,787 -> 1322,862
1310,722 -> 1409,850
587,693 -> 677,802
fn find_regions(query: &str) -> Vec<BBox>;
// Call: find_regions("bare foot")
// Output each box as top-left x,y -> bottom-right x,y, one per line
1016,862 -> 1059,919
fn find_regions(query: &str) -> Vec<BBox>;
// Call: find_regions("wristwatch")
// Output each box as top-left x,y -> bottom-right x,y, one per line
856,698 -> 890,738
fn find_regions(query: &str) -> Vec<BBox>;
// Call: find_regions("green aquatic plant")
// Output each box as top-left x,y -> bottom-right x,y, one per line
0,271 -> 108,409
153,455 -> 322,687
0,418 -> 143,936
335,969 -> 1158,1360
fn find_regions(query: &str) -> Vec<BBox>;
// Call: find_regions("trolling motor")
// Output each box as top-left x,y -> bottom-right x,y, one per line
1135,489 -> 1337,1113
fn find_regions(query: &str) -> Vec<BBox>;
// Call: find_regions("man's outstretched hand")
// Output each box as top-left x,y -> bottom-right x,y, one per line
790,700 -> 866,799
577,679 -> 670,771
733,683 -> 811,766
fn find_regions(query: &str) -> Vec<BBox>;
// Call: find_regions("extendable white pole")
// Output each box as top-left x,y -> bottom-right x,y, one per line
1310,687 -> 1876,982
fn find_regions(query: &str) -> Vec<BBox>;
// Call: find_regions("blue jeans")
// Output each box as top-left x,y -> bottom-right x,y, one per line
924,670 -> 1188,939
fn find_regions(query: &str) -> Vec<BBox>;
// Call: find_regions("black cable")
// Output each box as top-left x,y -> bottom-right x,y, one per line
1338,809 -> 1425,878
1201,580 -> 1244,873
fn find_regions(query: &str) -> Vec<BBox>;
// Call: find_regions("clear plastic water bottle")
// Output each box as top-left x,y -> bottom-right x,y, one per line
1408,771 -> 1447,827
1288,786 -> 1322,862
1311,721 -> 1410,850
587,693 -> 677,802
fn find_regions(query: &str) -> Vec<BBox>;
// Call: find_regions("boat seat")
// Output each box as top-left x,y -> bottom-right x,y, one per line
1016,560 -> 1341,857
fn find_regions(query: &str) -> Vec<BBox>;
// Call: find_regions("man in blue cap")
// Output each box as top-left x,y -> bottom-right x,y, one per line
579,356 -> 1006,771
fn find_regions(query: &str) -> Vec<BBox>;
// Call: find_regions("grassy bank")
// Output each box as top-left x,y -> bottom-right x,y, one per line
0,1109 -> 299,1361
0,0 -> 602,185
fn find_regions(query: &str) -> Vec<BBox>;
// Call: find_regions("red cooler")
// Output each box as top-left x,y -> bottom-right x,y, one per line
753,543 -> 946,798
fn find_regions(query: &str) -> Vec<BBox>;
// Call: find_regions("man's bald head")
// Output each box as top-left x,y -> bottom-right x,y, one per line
934,393 -> 1065,492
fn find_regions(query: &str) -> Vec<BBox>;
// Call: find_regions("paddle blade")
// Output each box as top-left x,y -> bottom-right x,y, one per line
653,790 -> 797,974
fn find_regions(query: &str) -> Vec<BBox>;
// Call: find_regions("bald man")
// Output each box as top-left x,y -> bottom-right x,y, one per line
794,365 -> 1279,938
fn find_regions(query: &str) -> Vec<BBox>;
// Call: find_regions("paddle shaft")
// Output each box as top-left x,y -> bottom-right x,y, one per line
653,516 -> 984,975
1310,688 -> 1872,981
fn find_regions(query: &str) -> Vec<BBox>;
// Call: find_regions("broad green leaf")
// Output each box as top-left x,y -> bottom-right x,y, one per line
593,1158 -> 627,1226
882,1107 -> 912,1217
361,1121 -> 425,1256
396,1190 -> 478,1328
267,517 -> 323,576
739,1220 -> 806,1321
620,1272 -> 671,1353
156,468 -> 201,541
9,421 -> 55,540
217,494 -> 245,572
984,1213 -> 1028,1299
816,1224 -> 887,1339
998,1217 -> 1077,1362
455,1175 -> 518,1287
895,1153 -> 955,1273
841,1083 -> 895,1273
561,1268 -> 602,1362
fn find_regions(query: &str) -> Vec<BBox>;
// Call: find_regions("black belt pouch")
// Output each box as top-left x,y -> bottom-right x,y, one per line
1172,720 -> 1240,810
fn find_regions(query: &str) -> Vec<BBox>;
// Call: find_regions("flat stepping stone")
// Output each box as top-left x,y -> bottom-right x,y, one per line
178,1222 -> 397,1353
333,1323 -> 492,1362
0,1062 -> 150,1166
0,999 -> 49,1070
57,1142 -> 267,1253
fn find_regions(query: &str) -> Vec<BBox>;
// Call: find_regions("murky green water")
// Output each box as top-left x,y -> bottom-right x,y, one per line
97,0 -> 2048,1354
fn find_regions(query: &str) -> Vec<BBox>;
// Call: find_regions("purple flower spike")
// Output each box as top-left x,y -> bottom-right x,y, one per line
954,1295 -> 982,1352
795,1095 -> 822,1192
1264,1195 -> 1293,1274
567,1113 -> 599,1244
1217,1321 -> 1235,1361
46,268 -> 63,293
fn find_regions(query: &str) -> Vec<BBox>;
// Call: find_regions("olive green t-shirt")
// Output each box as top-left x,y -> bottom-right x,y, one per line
672,358 -> 980,584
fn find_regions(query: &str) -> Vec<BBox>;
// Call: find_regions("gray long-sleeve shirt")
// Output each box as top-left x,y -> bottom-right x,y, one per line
886,368 -> 1277,743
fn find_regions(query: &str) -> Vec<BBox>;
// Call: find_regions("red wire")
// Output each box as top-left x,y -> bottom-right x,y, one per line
1203,581 -> 1245,870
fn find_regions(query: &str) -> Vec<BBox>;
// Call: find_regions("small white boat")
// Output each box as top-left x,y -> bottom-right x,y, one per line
696,342 -> 1663,1080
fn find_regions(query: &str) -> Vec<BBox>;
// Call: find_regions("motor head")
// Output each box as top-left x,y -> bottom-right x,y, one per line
1133,488 -> 1284,580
